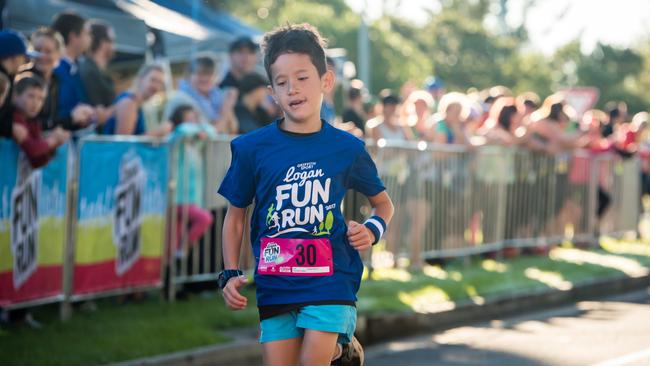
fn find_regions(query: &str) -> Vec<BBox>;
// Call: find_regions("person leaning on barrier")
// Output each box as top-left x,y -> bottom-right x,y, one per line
102,63 -> 171,136
167,104 -> 215,261
51,11 -> 96,130
18,27 -> 93,132
163,54 -> 239,134
0,29 -> 33,139
12,73 -> 69,168
432,92 -> 471,145
79,19 -> 116,126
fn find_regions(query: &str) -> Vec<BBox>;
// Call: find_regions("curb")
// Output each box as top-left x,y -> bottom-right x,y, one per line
108,274 -> 650,366
356,274 -> 650,345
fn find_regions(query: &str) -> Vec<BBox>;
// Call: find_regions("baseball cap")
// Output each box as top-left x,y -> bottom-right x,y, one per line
424,76 -> 444,91
0,30 -> 40,59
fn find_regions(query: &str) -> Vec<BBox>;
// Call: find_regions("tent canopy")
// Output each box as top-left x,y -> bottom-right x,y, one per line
2,0 -> 260,60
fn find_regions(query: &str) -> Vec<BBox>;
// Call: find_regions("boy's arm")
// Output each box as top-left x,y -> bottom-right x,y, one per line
347,191 -> 394,252
221,204 -> 249,310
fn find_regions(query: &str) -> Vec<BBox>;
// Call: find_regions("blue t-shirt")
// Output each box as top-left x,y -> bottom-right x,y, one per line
102,92 -> 146,135
53,58 -> 89,120
218,120 -> 385,306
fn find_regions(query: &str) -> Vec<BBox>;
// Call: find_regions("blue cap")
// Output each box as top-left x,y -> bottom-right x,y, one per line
0,30 -> 30,59
424,76 -> 444,91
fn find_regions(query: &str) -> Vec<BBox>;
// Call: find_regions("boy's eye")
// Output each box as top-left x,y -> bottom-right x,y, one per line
298,77 -> 308,81
276,81 -> 286,86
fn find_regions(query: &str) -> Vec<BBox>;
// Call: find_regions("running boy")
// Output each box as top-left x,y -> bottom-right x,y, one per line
217,23 -> 394,366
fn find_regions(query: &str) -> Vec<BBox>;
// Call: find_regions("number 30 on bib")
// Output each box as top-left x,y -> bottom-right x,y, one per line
258,237 -> 333,276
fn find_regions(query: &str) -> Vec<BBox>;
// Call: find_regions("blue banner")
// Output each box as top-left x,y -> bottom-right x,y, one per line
74,139 -> 169,295
0,138 -> 68,306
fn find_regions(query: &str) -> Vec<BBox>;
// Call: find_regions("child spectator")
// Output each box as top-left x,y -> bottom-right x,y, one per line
168,104 -> 215,258
12,74 -> 69,168
20,27 -> 94,131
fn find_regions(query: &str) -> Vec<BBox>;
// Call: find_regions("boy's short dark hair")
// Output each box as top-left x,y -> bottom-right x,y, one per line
89,20 -> 113,54
262,23 -> 327,83
51,12 -> 87,45
14,73 -> 45,95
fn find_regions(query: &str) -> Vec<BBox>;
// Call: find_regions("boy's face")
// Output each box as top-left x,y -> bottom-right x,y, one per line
269,53 -> 334,124
13,87 -> 46,118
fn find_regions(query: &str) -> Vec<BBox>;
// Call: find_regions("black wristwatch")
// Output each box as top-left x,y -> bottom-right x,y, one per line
218,269 -> 244,289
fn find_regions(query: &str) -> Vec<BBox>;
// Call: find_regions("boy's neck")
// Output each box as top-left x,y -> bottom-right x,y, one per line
280,116 -> 322,134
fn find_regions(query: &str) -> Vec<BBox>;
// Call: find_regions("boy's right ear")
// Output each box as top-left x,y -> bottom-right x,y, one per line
267,85 -> 278,104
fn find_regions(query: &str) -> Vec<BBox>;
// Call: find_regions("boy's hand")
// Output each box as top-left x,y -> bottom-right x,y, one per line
222,276 -> 249,311
347,220 -> 374,252
12,123 -> 28,143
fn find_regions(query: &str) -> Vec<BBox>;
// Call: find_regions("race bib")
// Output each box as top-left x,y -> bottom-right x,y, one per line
258,237 -> 333,276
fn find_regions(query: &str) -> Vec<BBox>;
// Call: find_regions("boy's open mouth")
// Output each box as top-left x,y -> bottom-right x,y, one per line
289,99 -> 306,108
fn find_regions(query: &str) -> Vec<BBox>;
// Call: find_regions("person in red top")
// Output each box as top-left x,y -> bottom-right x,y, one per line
12,74 -> 69,168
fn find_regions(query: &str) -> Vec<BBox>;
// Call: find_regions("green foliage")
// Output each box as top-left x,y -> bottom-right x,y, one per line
325,210 -> 334,232
215,0 -> 650,112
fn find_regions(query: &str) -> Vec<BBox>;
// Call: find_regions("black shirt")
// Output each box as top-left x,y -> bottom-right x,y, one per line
234,101 -> 270,134
342,108 -> 365,131
79,57 -> 115,107
0,64 -> 14,138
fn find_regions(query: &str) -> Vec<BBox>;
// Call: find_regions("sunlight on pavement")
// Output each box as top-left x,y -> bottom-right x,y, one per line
524,267 -> 573,291
550,248 -> 649,277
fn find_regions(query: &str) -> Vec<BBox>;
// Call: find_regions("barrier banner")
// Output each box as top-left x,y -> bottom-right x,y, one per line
74,140 -> 168,296
0,139 -> 68,307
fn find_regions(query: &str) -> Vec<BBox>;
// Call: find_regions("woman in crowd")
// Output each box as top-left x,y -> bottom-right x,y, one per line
102,63 -> 170,136
19,27 -> 94,131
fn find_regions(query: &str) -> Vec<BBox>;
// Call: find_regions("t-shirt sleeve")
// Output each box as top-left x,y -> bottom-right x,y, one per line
347,148 -> 385,196
217,139 -> 256,208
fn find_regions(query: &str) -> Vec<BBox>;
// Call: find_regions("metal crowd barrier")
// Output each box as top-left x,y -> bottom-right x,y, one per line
0,135 -> 641,315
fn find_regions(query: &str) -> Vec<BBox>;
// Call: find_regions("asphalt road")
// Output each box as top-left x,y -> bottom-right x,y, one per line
365,287 -> 650,366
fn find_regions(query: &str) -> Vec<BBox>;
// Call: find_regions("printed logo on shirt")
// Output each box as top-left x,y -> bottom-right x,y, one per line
266,162 -> 335,237
263,242 -> 281,263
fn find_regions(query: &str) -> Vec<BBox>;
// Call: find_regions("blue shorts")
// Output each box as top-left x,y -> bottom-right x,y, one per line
259,305 -> 357,344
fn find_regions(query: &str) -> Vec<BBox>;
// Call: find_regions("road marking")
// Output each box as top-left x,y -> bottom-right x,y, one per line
591,348 -> 650,366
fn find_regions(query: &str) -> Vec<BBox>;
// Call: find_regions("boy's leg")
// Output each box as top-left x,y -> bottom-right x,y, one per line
260,311 -> 303,366
301,329 -> 339,366
263,337 -> 302,366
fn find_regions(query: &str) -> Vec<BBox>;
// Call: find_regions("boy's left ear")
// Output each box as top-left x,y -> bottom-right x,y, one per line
322,69 -> 335,93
